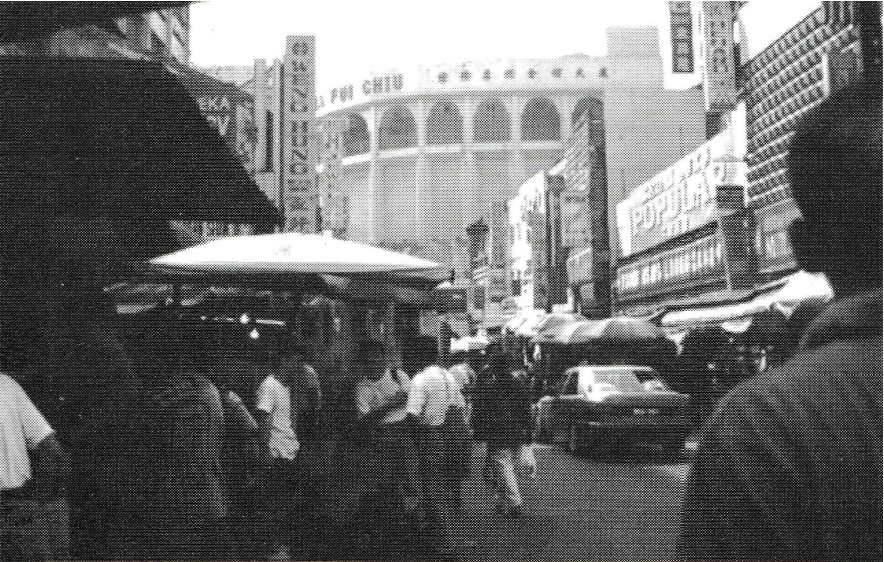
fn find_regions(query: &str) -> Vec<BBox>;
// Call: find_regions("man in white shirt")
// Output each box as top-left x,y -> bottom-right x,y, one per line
406,336 -> 462,560
1,373 -> 66,561
255,356 -> 300,560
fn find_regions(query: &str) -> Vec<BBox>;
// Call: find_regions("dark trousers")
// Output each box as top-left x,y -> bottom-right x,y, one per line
1,496 -> 49,562
256,458 -> 296,551
413,425 -> 453,554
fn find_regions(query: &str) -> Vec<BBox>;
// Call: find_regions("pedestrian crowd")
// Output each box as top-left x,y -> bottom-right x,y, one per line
0,78 -> 880,562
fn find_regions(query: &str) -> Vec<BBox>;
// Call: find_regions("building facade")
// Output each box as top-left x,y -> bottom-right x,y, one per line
743,1 -> 880,283
316,27 -> 706,278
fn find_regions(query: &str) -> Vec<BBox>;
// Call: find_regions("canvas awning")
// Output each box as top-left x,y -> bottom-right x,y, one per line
0,2 -> 190,43
1,57 -> 279,227
150,232 -> 441,277
659,271 -> 833,330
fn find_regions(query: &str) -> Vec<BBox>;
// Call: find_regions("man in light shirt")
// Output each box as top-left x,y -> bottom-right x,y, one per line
406,336 -> 461,560
255,351 -> 300,560
0,373 -> 66,561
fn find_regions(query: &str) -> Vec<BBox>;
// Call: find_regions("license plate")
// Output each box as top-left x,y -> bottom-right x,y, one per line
633,408 -> 660,415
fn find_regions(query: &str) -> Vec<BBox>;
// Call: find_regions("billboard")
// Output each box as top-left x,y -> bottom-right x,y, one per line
615,130 -> 745,257
699,1 -> 738,112
669,1 -> 695,73
282,36 -> 318,233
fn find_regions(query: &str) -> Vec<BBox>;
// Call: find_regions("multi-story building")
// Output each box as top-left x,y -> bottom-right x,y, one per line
315,27 -> 706,279
743,1 -> 881,283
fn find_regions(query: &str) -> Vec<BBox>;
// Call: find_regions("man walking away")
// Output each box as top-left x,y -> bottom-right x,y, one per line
679,78 -> 882,561
0,373 -> 67,561
406,336 -> 460,560
255,349 -> 300,561
473,351 -> 535,517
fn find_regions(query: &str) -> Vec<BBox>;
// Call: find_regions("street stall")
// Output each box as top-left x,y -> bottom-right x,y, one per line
143,232 -> 444,420
657,270 -> 834,422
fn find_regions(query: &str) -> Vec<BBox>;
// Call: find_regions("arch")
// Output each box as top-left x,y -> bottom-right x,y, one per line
342,113 -> 370,157
473,99 -> 510,142
426,101 -> 463,145
572,97 -> 604,124
521,97 -> 560,141
378,106 -> 417,150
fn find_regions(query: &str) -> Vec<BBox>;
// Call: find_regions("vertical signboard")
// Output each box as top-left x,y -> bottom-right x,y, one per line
319,117 -> 347,237
670,1 -> 695,73
699,1 -> 737,112
282,36 -> 318,233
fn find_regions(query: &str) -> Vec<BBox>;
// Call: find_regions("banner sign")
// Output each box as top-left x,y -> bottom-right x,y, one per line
617,234 -> 724,298
615,131 -> 745,257
283,36 -> 318,233
699,1 -> 738,111
670,2 -> 695,73
560,188 -> 591,248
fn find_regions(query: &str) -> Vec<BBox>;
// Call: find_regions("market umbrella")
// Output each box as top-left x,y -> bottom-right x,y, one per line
531,313 -> 588,344
514,310 -> 551,338
150,232 -> 441,276
554,316 -> 668,345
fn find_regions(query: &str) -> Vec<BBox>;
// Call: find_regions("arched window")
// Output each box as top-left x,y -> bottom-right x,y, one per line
378,106 -> 417,150
342,113 -> 370,157
572,97 -> 604,125
473,99 -> 510,142
521,98 -> 560,141
426,101 -> 463,145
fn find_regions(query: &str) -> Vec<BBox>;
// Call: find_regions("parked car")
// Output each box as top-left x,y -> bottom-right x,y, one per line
534,365 -> 690,454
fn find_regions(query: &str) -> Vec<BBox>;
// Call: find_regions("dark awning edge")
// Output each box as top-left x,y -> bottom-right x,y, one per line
1,57 -> 280,227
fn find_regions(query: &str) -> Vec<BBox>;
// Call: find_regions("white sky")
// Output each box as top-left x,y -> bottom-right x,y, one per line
190,0 -> 822,92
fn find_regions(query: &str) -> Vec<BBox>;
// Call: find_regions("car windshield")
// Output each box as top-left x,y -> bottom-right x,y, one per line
591,371 -> 645,393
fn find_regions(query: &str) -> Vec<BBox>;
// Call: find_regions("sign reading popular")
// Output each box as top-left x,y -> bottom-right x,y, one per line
615,131 -> 745,257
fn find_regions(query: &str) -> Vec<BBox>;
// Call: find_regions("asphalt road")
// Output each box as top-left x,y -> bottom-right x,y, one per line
450,442 -> 691,562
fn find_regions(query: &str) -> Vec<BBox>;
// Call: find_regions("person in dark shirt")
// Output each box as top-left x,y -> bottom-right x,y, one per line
679,78 -> 882,561
472,351 -> 535,517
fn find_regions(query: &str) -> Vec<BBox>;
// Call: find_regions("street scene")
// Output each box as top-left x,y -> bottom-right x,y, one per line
0,1 -> 881,561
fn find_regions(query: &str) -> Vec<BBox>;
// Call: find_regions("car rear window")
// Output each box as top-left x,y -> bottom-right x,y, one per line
591,372 -> 645,393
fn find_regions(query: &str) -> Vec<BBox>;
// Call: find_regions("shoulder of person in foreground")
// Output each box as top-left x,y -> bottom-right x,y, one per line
680,293 -> 883,561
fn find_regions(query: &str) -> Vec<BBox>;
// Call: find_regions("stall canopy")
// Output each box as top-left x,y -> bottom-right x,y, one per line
0,57 -> 279,227
549,317 -> 668,346
505,310 -> 547,338
531,313 -> 588,344
0,2 -> 190,43
149,232 -> 443,285
660,271 -> 834,330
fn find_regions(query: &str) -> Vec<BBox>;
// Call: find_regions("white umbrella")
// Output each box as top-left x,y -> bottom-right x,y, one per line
150,232 -> 440,275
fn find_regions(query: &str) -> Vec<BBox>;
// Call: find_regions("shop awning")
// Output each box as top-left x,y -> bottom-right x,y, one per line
1,57 -> 279,227
0,2 -> 190,43
660,271 -> 834,330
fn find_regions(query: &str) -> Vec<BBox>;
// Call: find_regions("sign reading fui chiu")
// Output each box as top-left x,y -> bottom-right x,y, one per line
615,131 -> 745,257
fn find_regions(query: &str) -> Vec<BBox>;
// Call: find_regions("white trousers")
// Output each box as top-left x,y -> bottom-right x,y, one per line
489,446 -> 522,509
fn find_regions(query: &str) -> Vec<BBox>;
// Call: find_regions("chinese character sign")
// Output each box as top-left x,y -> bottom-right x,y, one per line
670,2 -> 695,73
283,36 -> 318,233
700,1 -> 737,111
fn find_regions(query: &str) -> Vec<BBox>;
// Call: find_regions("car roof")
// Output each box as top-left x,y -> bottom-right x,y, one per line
566,365 -> 654,374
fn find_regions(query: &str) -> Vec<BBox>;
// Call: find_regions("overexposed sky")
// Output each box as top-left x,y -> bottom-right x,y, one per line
190,0 -> 822,92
